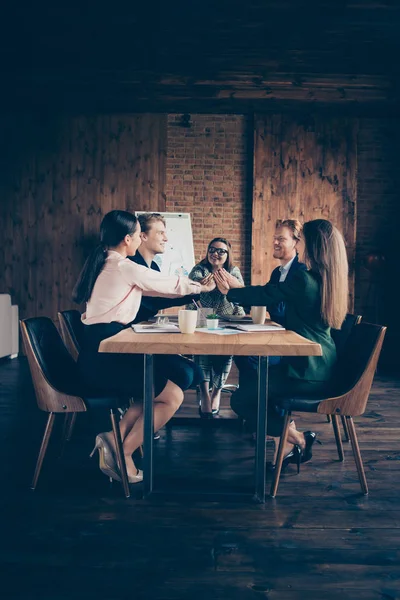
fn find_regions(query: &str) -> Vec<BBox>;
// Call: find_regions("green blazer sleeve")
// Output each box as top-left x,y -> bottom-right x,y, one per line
227,269 -> 308,307
228,270 -> 337,383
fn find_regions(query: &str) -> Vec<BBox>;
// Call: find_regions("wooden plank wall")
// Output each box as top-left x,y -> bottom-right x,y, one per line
0,114 -> 167,321
252,114 -> 357,309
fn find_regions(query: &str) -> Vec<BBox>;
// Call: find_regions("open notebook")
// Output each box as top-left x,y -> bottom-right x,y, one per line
227,323 -> 285,332
132,323 -> 181,334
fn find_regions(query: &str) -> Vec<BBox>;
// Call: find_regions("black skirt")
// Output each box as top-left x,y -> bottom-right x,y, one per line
78,322 -> 202,398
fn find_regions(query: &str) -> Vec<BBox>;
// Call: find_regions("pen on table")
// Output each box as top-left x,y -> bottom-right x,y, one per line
192,299 -> 201,310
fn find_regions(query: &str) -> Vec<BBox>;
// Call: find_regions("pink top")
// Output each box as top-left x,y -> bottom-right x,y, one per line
82,251 -> 201,325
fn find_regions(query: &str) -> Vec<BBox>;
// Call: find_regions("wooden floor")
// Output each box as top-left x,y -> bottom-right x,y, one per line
1,357 -> 400,600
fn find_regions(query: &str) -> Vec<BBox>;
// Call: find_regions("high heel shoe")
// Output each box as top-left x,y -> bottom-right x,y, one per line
301,431 -> 321,464
127,468 -> 143,484
269,445 -> 302,474
198,406 -> 213,419
281,444 -> 302,474
90,433 -> 144,484
90,433 -> 121,482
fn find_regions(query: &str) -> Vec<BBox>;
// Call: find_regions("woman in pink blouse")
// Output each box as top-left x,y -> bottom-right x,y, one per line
73,210 -> 215,484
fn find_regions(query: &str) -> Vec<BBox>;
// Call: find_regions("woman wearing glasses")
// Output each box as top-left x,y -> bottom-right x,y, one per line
189,237 -> 245,418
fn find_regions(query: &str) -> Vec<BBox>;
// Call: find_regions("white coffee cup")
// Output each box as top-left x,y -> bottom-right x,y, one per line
206,318 -> 219,330
178,309 -> 198,334
250,306 -> 267,325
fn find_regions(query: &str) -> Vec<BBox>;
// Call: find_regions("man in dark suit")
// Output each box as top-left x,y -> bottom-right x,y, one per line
234,219 -> 306,376
267,219 -> 307,326
128,214 -> 203,416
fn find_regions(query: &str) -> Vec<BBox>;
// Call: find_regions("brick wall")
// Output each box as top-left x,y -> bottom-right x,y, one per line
166,114 -> 252,283
165,113 -> 399,367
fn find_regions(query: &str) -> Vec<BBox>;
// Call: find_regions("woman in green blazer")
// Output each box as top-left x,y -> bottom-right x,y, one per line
216,219 -> 349,468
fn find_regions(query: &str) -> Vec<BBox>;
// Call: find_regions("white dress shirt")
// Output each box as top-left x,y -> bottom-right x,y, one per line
278,256 -> 296,282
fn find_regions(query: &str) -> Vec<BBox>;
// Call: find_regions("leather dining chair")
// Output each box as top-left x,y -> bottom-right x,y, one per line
58,310 -> 84,445
329,313 -> 362,445
20,317 -> 131,498
58,309 -> 83,362
270,321 -> 386,497
58,310 -> 146,454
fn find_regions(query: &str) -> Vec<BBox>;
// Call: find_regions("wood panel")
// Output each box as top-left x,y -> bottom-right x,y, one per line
0,114 -> 167,321
99,327 -> 322,357
1,356 -> 400,599
252,114 -> 357,309
3,3 -> 400,113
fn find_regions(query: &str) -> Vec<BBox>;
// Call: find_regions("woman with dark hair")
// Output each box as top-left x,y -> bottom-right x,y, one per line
73,210 -> 215,483
216,219 -> 349,470
188,237 -> 245,417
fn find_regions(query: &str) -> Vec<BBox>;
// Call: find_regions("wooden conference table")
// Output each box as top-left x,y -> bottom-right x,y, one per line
100,327 -> 322,502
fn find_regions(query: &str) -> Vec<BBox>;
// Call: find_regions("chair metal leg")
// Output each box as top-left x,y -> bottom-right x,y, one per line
341,415 -> 350,442
331,414 -> 344,461
346,416 -> 368,495
110,409 -> 130,498
59,413 -> 71,457
59,412 -> 77,456
31,413 -> 56,490
270,412 -> 291,498
326,415 -> 331,423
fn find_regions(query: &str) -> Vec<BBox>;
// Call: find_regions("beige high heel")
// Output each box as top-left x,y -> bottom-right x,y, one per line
126,468 -> 143,484
90,433 -> 121,482
90,433 -> 144,484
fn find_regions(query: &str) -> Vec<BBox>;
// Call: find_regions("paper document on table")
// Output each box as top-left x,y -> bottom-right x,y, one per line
195,328 -> 243,335
132,324 -> 181,334
227,324 -> 285,332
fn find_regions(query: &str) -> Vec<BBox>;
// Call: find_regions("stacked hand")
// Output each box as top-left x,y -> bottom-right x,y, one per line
199,273 -> 216,293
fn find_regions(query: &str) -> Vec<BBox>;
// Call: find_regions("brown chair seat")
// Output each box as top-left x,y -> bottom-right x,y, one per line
20,316 -> 131,498
270,321 -> 386,498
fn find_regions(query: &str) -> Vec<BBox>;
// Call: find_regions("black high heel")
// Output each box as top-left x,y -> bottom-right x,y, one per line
301,431 -> 321,464
198,406 -> 213,419
269,445 -> 302,474
281,444 -> 302,474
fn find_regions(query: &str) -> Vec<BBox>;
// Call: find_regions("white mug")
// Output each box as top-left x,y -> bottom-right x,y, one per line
178,310 -> 198,334
250,306 -> 267,325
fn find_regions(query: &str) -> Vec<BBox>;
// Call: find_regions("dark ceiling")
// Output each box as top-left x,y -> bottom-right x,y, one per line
2,1 -> 400,113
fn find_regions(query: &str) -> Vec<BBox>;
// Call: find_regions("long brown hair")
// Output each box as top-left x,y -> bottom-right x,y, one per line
302,219 -> 348,329
201,237 -> 233,271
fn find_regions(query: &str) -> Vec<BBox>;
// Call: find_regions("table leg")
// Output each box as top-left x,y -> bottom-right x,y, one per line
254,356 -> 268,503
143,354 -> 154,497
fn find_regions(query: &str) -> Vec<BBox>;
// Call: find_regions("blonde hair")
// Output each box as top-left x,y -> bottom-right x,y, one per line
302,219 -> 348,329
138,213 -> 166,234
275,219 -> 303,241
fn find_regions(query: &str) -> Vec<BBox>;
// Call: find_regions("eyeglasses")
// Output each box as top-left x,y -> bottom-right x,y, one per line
208,247 -> 228,256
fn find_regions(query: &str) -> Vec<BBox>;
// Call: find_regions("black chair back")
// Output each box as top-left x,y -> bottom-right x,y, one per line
23,317 -> 83,397
334,321 -> 384,397
58,309 -> 84,361
331,313 -> 362,359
